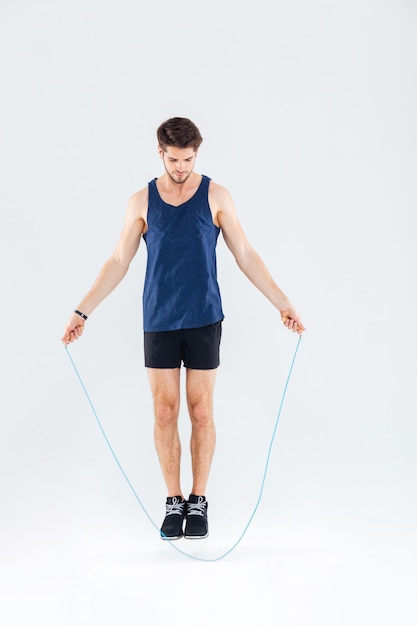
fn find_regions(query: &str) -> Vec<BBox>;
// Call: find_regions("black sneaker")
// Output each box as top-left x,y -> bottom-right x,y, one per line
160,496 -> 186,540
184,494 -> 209,539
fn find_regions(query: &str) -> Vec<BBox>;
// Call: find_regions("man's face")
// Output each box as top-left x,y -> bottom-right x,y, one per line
159,145 -> 197,184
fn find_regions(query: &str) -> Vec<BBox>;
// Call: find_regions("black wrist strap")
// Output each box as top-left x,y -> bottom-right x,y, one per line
74,309 -> 88,321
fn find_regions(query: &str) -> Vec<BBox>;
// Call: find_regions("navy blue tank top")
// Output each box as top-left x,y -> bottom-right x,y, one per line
142,174 -> 224,332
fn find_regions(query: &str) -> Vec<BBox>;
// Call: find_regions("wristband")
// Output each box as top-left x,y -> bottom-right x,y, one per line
74,309 -> 88,321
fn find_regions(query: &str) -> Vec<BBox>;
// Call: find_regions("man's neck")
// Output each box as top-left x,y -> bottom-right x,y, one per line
157,172 -> 202,205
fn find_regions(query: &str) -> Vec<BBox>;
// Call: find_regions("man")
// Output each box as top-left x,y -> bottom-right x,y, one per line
62,117 -> 305,541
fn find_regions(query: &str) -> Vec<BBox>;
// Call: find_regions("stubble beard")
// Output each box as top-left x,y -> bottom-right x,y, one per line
166,170 -> 192,185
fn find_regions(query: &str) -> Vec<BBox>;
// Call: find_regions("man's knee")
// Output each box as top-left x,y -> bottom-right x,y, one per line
154,397 -> 179,427
188,398 -> 213,427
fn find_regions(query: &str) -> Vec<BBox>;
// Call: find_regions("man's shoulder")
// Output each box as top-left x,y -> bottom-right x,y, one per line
208,179 -> 231,199
208,179 -> 233,210
127,185 -> 149,219
129,185 -> 148,205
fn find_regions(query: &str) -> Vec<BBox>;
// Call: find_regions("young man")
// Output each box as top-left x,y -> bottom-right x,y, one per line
62,117 -> 305,540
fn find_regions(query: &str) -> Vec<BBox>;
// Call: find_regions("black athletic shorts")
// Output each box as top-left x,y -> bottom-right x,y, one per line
144,321 -> 222,369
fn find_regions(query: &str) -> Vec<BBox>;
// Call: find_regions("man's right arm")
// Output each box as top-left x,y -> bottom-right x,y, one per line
61,188 -> 148,345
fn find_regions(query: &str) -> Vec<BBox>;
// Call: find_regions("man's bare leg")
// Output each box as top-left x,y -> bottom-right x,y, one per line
185,368 -> 217,496
147,368 -> 182,497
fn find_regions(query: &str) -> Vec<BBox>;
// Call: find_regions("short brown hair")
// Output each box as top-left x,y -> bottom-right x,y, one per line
157,117 -> 203,151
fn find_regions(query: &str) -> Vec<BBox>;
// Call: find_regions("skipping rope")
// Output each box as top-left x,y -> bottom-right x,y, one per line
64,333 -> 303,562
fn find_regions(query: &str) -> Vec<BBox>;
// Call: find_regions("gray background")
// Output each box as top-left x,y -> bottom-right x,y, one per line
1,0 -> 416,624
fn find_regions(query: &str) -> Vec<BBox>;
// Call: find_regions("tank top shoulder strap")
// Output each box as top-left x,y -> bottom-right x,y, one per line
148,178 -> 158,199
201,174 -> 211,191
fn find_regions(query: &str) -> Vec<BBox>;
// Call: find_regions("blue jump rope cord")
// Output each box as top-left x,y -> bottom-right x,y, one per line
64,333 -> 302,562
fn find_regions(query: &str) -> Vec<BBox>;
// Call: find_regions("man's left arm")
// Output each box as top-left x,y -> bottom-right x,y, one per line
210,183 -> 305,334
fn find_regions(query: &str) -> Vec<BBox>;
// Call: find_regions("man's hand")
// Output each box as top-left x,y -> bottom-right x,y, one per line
61,313 -> 86,345
281,307 -> 306,334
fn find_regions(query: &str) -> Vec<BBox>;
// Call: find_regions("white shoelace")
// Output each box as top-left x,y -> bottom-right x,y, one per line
187,497 -> 206,517
166,497 -> 185,516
